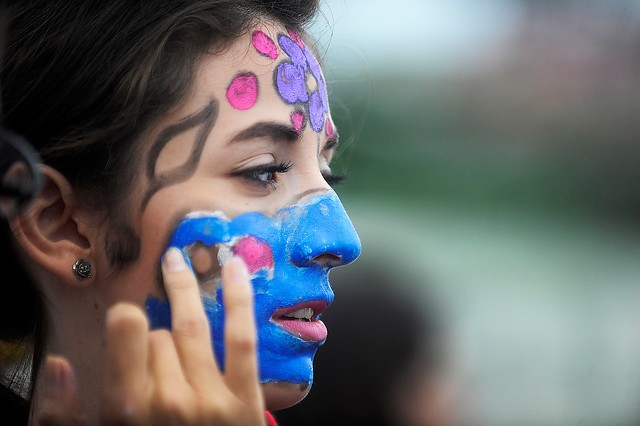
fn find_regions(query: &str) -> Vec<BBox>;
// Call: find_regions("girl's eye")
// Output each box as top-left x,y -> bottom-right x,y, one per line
253,170 -> 274,182
237,160 -> 292,187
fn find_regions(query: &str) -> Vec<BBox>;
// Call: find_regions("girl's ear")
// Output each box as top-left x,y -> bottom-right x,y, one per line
9,166 -> 96,287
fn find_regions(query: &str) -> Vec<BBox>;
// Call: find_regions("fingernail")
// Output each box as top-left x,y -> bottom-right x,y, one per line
164,247 -> 187,272
228,256 -> 249,281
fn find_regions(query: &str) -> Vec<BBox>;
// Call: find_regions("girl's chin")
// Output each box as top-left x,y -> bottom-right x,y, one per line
261,380 -> 312,411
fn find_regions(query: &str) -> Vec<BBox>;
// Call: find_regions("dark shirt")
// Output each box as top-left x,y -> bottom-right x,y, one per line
0,385 -> 29,425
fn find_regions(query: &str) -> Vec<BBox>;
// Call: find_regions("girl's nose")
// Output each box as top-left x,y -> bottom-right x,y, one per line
289,193 -> 361,268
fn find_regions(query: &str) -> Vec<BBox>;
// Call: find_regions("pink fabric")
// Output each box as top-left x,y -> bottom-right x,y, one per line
265,410 -> 279,426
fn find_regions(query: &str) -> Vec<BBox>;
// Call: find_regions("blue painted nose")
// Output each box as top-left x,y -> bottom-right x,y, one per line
289,193 -> 362,268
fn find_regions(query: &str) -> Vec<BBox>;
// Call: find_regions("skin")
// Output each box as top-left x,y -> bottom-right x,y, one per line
34,254 -> 263,426
10,21 -> 359,425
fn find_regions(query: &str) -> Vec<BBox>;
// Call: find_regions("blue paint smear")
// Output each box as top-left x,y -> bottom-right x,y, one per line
146,192 -> 361,385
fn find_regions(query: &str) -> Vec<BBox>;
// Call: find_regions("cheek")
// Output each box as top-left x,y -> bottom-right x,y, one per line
115,212 -> 184,305
106,257 -> 163,308
232,235 -> 274,274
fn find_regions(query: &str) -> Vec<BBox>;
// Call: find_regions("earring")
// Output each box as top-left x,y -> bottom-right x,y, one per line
72,259 -> 92,280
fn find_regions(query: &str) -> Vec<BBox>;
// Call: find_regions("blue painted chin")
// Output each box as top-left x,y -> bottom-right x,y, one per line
145,192 -> 361,385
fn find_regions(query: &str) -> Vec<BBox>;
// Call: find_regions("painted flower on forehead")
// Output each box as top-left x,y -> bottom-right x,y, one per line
252,30 -> 278,59
275,31 -> 329,133
226,72 -> 258,110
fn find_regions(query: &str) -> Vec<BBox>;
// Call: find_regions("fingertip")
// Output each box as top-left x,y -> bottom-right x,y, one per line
44,355 -> 76,396
105,302 -> 149,333
224,256 -> 250,283
38,356 -> 87,425
163,247 -> 188,272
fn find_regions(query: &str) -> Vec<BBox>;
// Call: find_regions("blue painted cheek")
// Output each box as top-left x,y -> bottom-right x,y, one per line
144,193 -> 361,386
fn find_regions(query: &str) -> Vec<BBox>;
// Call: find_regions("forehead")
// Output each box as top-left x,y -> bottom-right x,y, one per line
137,22 -> 336,212
181,22 -> 333,139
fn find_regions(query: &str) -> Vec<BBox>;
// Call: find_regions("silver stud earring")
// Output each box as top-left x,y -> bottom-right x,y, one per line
72,259 -> 92,280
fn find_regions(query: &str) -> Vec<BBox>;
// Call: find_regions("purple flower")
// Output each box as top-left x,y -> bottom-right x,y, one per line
276,62 -> 308,104
275,33 -> 329,133
279,35 -> 307,69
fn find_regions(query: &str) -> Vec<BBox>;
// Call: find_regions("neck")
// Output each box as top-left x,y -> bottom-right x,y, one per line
30,285 -> 106,425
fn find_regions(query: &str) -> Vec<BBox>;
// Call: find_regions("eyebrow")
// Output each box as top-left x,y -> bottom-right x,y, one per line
229,121 -> 302,145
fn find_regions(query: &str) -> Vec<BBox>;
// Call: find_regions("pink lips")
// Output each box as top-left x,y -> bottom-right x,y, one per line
271,301 -> 329,342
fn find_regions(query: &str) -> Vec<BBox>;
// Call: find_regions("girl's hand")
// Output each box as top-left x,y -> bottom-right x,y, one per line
35,248 -> 265,426
34,356 -> 87,426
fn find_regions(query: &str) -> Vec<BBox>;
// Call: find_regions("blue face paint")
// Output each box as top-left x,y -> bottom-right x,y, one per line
146,192 -> 361,385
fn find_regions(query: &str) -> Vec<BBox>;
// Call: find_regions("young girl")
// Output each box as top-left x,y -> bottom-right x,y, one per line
0,1 -> 361,424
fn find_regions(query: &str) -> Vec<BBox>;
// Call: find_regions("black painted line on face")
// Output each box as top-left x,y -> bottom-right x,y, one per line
141,100 -> 218,211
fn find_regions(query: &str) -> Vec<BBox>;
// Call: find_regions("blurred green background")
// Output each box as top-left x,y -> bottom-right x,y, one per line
310,0 -> 640,424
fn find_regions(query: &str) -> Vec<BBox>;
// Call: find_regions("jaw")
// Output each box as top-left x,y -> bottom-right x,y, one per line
261,380 -> 312,410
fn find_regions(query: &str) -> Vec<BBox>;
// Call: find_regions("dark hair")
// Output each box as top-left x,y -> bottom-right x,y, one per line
0,0 -> 320,408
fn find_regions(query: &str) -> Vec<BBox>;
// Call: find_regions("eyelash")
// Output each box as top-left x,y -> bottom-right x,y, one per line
236,161 -> 348,189
322,140 -> 346,187
238,161 -> 293,188
322,172 -> 347,187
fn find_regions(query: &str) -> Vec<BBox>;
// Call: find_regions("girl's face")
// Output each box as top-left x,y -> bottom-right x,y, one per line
104,22 -> 361,409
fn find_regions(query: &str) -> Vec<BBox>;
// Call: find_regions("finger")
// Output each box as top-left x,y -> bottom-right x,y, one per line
147,330 -> 196,423
162,247 -> 219,388
102,303 -> 149,415
221,257 -> 261,400
148,329 -> 186,386
35,356 -> 88,426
